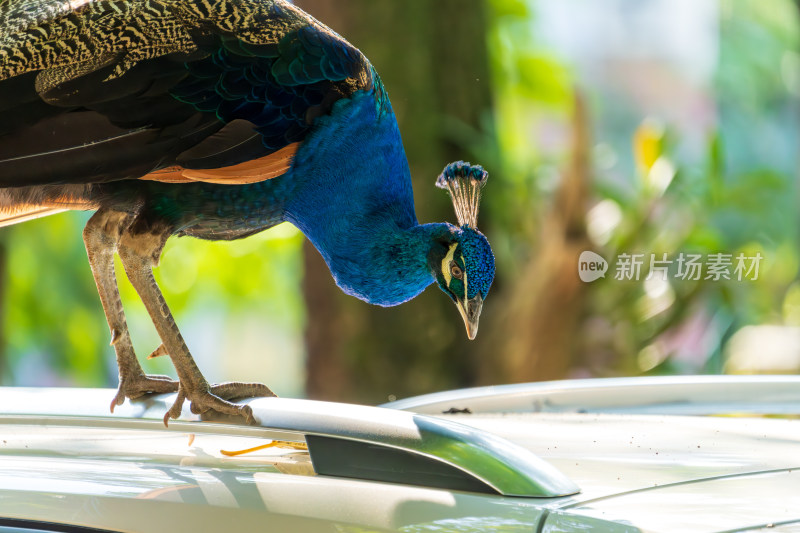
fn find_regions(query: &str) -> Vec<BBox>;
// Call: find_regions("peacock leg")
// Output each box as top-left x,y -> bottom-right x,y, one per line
116,222 -> 275,425
83,210 -> 179,411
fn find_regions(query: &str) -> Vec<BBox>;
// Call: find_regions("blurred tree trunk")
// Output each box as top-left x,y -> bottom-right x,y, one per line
479,94 -> 592,384
297,0 -> 493,402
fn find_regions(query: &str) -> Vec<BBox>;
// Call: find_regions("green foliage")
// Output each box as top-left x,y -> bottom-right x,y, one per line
3,212 -> 103,385
2,213 -> 304,389
483,0 -> 800,379
589,124 -> 795,376
481,0 -> 576,283
4,0 -> 800,394
717,0 -> 800,176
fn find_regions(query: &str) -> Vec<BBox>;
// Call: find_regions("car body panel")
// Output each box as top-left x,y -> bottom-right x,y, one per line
543,470 -> 800,532
2,378 -> 799,532
444,412 -> 800,532
0,457 -> 547,532
0,396 -> 551,533
0,387 -> 578,498
456,413 -> 800,500
383,375 -> 800,416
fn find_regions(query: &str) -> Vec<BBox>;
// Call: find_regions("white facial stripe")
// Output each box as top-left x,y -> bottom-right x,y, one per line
442,243 -> 458,286
463,269 -> 468,303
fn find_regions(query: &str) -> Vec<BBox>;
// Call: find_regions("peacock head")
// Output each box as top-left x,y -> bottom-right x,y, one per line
432,162 -> 495,340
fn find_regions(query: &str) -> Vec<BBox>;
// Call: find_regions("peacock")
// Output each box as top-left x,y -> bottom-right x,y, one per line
0,0 -> 495,423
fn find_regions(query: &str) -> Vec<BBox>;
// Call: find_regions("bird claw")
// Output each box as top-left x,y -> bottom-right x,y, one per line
164,388 -> 187,424
110,373 -> 179,413
163,382 -> 275,426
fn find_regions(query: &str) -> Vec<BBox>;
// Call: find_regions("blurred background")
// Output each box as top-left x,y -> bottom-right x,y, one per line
1,0 -> 799,404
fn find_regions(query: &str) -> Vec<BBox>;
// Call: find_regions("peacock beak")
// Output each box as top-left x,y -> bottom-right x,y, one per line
456,294 -> 483,340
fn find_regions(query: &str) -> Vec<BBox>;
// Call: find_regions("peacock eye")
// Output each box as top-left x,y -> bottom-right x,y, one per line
450,262 -> 463,280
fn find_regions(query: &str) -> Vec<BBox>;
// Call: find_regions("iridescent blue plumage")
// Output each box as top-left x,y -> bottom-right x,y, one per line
148,87 -> 496,309
454,228 -> 495,300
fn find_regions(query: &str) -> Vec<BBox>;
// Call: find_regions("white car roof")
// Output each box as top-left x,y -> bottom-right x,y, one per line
1,376 -> 799,532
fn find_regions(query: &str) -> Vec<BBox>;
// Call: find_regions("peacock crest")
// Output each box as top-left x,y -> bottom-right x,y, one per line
436,161 -> 488,230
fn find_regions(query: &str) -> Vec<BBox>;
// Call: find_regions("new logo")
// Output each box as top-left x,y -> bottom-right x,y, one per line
578,251 -> 608,282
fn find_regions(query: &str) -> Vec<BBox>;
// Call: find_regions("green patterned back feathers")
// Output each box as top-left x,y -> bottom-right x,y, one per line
0,0 -> 367,99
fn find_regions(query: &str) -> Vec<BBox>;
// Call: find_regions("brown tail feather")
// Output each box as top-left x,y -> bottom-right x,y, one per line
0,205 -> 70,228
140,142 -> 299,185
0,184 -> 96,228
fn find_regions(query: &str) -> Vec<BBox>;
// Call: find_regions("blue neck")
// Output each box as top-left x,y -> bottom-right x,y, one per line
321,221 -> 452,306
285,91 -> 450,306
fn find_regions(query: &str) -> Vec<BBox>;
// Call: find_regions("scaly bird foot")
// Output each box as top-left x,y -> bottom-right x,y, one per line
164,382 -> 276,426
113,223 -> 276,426
110,373 -> 180,413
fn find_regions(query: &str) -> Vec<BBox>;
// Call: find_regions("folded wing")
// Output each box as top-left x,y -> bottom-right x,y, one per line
0,0 -> 373,188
